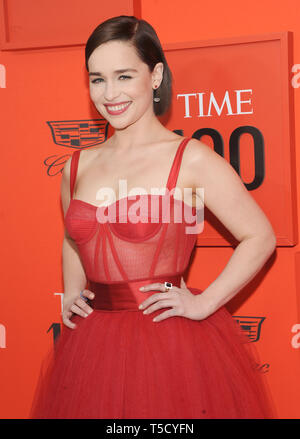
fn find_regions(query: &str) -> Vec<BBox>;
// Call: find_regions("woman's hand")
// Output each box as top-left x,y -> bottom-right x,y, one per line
61,289 -> 95,329
139,278 -> 213,322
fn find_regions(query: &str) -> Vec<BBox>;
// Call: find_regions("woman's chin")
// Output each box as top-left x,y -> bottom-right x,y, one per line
108,117 -> 138,130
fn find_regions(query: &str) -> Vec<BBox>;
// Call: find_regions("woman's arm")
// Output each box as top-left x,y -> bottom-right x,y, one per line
60,157 -> 94,328
187,139 -> 276,315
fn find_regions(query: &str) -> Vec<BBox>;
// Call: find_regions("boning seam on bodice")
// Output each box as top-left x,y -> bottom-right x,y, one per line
148,222 -> 169,278
103,222 -> 130,282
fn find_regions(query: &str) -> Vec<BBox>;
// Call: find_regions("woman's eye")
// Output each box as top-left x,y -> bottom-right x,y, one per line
91,78 -> 103,84
91,75 -> 132,84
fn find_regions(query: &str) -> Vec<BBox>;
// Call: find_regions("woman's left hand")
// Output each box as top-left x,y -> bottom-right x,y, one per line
139,278 -> 213,322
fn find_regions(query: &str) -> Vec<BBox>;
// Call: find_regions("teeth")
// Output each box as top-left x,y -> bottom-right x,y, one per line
107,102 -> 130,111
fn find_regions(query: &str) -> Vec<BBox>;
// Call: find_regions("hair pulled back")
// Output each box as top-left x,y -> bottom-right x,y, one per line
85,15 -> 172,116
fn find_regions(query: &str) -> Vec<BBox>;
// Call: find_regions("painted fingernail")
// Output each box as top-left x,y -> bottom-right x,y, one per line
139,304 -> 143,309
139,287 -> 144,290
143,309 -> 148,314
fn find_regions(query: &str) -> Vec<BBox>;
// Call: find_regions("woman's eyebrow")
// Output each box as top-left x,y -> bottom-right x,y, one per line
89,68 -> 138,77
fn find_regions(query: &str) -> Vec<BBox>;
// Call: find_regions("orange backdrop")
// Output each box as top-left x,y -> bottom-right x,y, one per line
0,0 -> 300,419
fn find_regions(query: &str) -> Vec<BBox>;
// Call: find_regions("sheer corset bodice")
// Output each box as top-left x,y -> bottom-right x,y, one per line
64,137 -> 202,283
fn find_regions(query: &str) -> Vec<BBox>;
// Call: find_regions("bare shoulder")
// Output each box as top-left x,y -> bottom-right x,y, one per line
184,138 -> 240,186
78,144 -> 100,160
60,148 -> 87,213
61,148 -> 85,185
60,155 -> 73,216
61,154 -> 72,184
77,140 -> 110,167
183,138 -> 276,243
184,138 -> 223,165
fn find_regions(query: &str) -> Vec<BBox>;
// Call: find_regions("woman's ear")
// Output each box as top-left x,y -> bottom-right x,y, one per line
152,62 -> 164,87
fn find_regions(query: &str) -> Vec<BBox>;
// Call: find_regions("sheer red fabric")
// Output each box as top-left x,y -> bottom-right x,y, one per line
29,137 -> 276,419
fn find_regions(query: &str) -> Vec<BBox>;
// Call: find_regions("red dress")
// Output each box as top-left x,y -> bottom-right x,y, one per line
30,137 -> 276,419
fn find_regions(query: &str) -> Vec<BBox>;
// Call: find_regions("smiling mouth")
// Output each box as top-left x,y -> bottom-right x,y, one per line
105,102 -> 132,115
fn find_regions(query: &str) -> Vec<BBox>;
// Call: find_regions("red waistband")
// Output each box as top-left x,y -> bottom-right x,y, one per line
87,274 -> 182,311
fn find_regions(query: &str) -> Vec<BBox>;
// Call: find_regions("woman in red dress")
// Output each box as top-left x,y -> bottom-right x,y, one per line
30,15 -> 277,419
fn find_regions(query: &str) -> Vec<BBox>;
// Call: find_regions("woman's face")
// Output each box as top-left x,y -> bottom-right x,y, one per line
87,40 -> 163,129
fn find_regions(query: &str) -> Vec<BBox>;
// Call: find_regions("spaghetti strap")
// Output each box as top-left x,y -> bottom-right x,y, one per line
70,150 -> 81,200
166,137 -> 191,191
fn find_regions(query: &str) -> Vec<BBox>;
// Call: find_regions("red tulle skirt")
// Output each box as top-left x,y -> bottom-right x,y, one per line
29,284 -> 276,419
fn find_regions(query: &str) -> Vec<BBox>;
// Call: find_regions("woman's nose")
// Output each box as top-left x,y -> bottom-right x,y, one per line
103,81 -> 120,101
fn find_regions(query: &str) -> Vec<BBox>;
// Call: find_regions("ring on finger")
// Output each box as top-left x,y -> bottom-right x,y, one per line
164,281 -> 173,292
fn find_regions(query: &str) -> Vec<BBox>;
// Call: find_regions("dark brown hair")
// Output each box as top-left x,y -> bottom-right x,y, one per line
85,15 -> 172,116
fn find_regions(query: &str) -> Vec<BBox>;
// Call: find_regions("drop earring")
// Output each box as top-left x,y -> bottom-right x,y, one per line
153,84 -> 160,102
